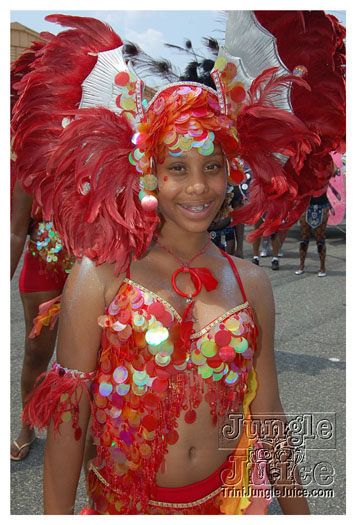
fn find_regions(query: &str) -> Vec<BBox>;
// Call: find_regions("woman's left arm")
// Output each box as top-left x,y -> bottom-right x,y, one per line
246,265 -> 310,514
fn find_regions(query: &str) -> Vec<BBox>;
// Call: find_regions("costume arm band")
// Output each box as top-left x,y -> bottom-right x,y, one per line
29,294 -> 62,338
22,361 -> 96,440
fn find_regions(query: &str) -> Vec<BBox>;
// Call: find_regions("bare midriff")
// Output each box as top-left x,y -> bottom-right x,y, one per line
156,401 -> 243,487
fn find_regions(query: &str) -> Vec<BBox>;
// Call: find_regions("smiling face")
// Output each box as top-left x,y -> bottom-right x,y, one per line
155,145 -> 228,236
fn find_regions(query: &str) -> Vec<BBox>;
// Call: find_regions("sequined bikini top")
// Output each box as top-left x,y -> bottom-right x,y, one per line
90,254 -> 258,513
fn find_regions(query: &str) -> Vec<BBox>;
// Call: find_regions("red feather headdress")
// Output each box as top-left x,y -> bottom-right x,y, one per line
11,12 -> 345,269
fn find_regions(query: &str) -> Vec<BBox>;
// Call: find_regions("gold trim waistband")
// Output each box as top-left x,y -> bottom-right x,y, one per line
88,463 -> 222,509
148,486 -> 222,509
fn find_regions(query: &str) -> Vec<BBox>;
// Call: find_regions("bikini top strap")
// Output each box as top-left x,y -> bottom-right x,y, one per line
219,248 -> 248,303
125,266 -> 130,279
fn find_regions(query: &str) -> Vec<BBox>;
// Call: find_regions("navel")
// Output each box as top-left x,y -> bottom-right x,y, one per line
188,446 -> 197,460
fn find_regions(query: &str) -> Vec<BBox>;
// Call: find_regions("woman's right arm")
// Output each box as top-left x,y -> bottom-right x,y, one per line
43,256 -> 121,514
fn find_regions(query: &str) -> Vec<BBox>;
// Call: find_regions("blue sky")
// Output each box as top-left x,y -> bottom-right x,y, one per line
10,8 -> 346,74
10,10 -> 225,72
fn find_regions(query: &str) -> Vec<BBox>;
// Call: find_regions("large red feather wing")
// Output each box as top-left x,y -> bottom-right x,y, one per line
48,107 -> 159,275
233,11 -> 346,239
11,14 -> 123,219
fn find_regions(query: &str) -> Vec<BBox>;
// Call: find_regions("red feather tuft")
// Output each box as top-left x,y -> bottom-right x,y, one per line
234,11 -> 346,238
231,68 -> 319,238
48,107 -> 159,275
22,363 -> 95,439
11,39 -> 45,116
11,15 -> 123,217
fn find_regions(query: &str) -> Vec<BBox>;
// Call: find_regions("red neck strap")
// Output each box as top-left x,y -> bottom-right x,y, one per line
218,248 -> 247,303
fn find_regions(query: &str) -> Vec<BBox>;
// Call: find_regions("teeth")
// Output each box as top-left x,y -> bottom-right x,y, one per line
181,204 -> 210,212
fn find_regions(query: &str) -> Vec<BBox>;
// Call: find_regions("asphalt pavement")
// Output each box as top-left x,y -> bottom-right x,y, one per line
10,221 -> 346,515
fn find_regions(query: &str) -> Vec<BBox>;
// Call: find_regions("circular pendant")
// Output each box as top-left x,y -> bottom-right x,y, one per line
171,268 -> 202,298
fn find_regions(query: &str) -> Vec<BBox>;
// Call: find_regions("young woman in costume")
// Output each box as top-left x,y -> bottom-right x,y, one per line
10,48 -> 74,459
12,11 -> 345,514
10,182 -> 72,460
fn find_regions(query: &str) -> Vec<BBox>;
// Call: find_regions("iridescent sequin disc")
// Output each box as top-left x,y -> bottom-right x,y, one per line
231,337 -> 248,353
225,317 -> 240,332
155,353 -> 171,367
116,383 -> 130,396
133,370 -> 149,386
201,341 -> 218,358
99,382 -> 113,397
145,326 -> 169,346
113,366 -> 128,384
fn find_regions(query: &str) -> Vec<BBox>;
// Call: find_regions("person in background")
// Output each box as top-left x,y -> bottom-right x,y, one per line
10,180 -> 73,460
251,218 -> 281,270
209,185 -> 245,257
295,192 -> 331,277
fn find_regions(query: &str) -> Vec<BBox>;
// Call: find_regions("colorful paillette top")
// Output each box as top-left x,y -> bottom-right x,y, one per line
88,255 -> 258,514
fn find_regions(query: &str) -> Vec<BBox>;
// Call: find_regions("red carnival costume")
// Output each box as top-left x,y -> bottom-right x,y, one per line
18,216 -> 74,293
11,48 -> 75,292
11,11 -> 345,514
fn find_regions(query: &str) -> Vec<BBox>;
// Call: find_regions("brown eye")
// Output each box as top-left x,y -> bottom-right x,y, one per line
168,164 -> 186,172
206,162 -> 222,171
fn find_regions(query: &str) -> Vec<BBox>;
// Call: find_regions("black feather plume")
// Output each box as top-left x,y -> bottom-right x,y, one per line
202,37 -> 219,56
123,41 -> 178,83
123,41 -> 139,56
201,59 -> 215,73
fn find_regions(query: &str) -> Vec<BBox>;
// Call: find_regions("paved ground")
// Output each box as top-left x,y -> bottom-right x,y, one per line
10,221 -> 346,515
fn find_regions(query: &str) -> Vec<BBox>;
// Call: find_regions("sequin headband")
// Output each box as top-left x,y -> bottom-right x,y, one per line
79,11 -> 293,211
